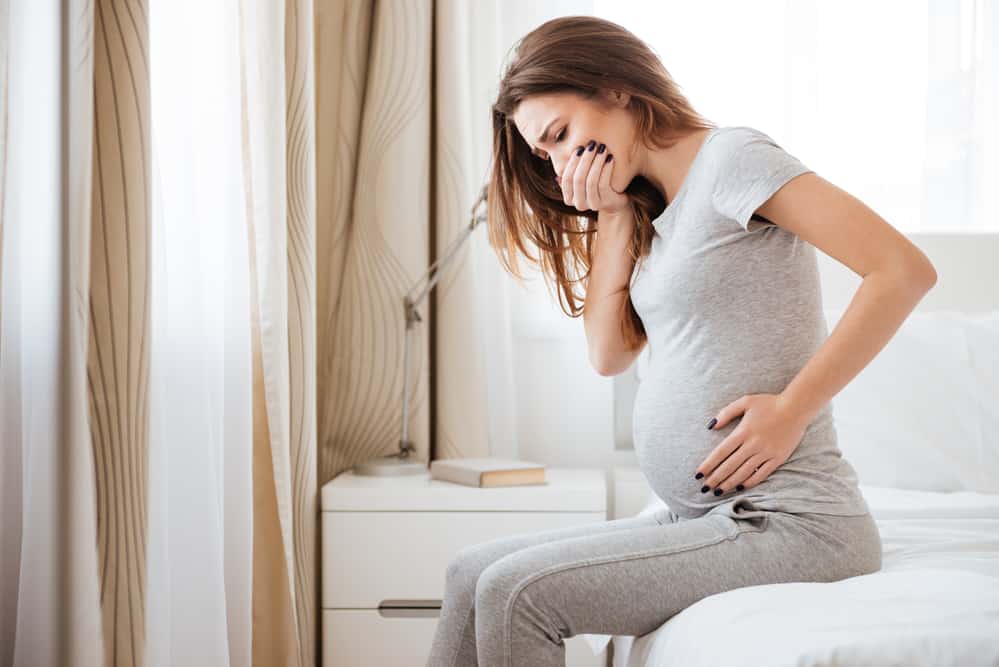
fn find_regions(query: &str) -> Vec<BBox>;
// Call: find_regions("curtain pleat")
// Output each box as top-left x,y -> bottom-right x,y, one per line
431,0 -> 497,463
63,0 -> 105,664
315,0 -> 379,483
314,0 -> 435,479
284,0 -> 319,663
0,0 -> 7,322
315,0 -> 521,478
237,0 -> 295,659
238,0 -> 316,663
0,0 -> 10,655
88,0 -> 151,664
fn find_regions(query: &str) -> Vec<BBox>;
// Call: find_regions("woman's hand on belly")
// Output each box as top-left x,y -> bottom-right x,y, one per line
693,393 -> 812,495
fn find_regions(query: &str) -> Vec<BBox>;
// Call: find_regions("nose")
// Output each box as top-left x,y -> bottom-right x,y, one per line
551,145 -> 580,182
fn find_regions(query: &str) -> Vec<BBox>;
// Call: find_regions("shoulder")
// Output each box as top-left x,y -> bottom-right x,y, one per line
701,125 -> 814,231
704,125 -> 784,163
704,125 -> 809,185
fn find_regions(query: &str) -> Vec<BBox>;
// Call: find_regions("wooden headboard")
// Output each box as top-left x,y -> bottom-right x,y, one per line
611,231 -> 999,519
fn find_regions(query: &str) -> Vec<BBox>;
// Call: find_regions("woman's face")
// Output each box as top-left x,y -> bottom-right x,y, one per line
511,89 -> 637,196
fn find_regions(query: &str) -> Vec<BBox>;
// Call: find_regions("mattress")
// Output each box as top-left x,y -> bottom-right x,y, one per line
579,484 -> 999,667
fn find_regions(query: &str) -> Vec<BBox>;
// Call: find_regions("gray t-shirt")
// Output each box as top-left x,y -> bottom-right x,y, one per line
629,125 -> 871,520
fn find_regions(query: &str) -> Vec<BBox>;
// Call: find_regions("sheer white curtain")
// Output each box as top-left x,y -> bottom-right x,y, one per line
1,1 -> 255,664
147,0 -> 253,664
593,0 -> 998,233
1,4 -> 83,664
464,1 -> 597,462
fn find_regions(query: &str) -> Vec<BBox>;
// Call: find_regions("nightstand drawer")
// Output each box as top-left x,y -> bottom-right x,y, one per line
322,609 -> 605,667
322,609 -> 438,667
322,511 -> 606,609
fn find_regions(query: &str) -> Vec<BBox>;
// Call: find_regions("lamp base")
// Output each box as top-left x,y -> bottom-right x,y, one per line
351,455 -> 427,477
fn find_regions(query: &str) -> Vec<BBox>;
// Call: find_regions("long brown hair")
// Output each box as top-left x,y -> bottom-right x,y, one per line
488,15 -> 715,350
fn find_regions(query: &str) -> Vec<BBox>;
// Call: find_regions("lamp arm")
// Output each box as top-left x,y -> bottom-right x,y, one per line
398,185 -> 488,459
404,185 -> 488,313
404,223 -> 476,317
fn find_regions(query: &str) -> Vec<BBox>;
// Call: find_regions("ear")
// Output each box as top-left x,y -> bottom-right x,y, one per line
600,88 -> 630,108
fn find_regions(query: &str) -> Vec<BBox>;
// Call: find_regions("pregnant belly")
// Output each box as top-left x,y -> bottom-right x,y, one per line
631,367 -> 770,519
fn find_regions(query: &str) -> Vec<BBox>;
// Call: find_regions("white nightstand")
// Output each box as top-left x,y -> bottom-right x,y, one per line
321,466 -> 609,667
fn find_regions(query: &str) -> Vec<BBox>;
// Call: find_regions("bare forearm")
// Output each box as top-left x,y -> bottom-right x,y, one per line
778,267 -> 936,423
584,210 -> 641,371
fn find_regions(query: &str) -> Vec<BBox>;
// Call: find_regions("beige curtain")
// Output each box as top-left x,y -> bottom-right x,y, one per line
0,0 -> 318,664
2,0 -> 520,664
239,0 -> 317,663
315,0 -> 444,479
316,0 -> 497,481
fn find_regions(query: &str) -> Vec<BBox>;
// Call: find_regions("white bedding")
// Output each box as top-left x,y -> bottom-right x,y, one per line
579,484 -> 999,667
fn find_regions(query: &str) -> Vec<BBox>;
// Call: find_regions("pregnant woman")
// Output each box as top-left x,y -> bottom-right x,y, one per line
428,15 -> 936,667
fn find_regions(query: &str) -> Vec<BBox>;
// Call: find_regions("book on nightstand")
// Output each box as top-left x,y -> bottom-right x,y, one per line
429,457 -> 547,488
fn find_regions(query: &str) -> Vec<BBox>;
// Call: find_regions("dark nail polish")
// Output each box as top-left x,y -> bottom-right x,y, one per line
606,154 -> 613,162
576,146 -> 585,157
586,140 -> 596,151
706,418 -> 717,430
700,485 -> 710,493
597,143 -> 606,154
737,484 -> 745,491
714,488 -> 723,496
694,472 -> 703,480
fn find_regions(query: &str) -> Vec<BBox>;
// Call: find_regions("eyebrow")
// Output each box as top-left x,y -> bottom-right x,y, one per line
533,118 -> 558,154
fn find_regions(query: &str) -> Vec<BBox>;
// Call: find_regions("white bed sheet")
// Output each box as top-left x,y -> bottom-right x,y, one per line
579,484 -> 999,667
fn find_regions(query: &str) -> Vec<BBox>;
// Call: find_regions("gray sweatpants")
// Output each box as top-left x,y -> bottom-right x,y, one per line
426,496 -> 882,667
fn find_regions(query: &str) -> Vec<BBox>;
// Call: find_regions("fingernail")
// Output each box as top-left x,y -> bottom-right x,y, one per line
694,472 -> 704,480
706,418 -> 717,430
586,140 -> 596,151
597,143 -> 606,154
576,146 -> 585,156
713,488 -> 723,496
700,485 -> 710,493
737,485 -> 745,491
606,154 -> 613,162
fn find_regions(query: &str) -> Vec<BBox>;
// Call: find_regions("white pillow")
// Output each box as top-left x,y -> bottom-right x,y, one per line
824,309 -> 999,493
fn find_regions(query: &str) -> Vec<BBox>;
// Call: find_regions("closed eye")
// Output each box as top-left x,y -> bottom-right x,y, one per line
532,127 -> 566,160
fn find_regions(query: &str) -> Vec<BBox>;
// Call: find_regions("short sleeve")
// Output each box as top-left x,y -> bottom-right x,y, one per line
710,127 -> 813,232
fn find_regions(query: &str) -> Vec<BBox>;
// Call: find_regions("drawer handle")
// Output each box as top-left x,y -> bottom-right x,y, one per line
378,600 -> 442,618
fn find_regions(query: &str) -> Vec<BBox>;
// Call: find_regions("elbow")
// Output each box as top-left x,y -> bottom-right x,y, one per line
589,352 -> 613,377
594,363 -> 618,378
889,248 -> 937,294
588,347 -> 618,377
587,321 -> 647,376
921,263 -> 938,290
908,256 -> 938,293
589,343 -> 642,377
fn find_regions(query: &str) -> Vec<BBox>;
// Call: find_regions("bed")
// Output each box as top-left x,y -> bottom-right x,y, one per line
580,231 -> 999,667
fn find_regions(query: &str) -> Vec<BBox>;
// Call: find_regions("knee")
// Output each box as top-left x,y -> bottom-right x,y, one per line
475,561 -> 566,642
444,545 -> 481,591
474,557 -> 513,610
474,554 -> 535,617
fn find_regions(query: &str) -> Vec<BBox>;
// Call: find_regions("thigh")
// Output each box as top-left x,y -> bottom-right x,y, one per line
447,505 -> 677,579
473,497 -> 846,640
782,509 -> 883,579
